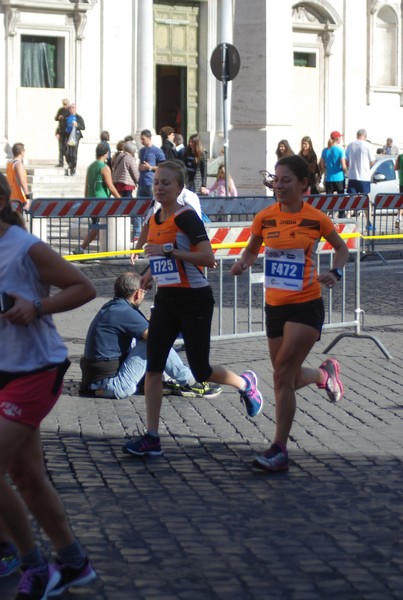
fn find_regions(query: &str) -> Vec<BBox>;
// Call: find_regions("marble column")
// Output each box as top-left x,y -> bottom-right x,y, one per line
136,0 -> 154,132
230,0 -> 294,195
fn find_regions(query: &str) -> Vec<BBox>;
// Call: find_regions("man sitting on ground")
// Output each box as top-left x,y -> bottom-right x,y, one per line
80,272 -> 222,400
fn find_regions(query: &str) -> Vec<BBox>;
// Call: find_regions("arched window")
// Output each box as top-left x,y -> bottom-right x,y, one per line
373,6 -> 398,86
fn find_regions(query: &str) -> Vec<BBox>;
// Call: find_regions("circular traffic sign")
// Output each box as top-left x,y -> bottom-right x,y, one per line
210,43 -> 241,82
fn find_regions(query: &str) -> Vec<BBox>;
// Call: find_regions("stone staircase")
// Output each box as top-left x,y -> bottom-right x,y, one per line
26,160 -> 86,199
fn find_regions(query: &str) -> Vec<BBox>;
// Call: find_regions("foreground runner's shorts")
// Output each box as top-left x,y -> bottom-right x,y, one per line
0,367 -> 65,429
265,298 -> 325,339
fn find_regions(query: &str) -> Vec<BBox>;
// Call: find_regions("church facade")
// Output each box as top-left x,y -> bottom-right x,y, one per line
0,0 -> 401,192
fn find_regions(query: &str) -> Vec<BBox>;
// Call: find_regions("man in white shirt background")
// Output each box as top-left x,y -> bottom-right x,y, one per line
345,128 -> 376,195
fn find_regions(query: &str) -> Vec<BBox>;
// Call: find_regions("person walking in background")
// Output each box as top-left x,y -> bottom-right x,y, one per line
182,133 -> 209,195
382,137 -> 399,155
64,103 -> 85,176
320,131 -> 347,217
122,160 -> 264,458
394,153 -> 403,226
73,142 -> 120,255
112,141 -> 139,198
100,131 -> 112,168
345,128 -> 375,195
54,98 -> 70,168
320,131 -> 346,194
231,155 -> 349,473
160,126 -> 178,160
208,165 -> 238,197
137,129 -> 165,239
394,151 -> 403,193
275,139 -> 294,160
6,142 -> 31,208
0,172 -> 97,598
298,135 -> 321,194
174,133 -> 185,159
345,128 -> 376,226
111,140 -> 125,168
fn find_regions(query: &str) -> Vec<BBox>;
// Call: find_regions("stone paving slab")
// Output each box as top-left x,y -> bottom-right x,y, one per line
3,260 -> 403,600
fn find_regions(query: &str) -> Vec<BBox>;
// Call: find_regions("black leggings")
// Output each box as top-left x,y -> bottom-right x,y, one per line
147,286 -> 214,383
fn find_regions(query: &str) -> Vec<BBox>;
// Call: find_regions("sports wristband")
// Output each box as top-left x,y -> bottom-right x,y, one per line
329,268 -> 343,281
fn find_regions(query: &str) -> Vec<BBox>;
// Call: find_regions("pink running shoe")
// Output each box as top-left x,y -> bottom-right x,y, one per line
317,358 -> 344,402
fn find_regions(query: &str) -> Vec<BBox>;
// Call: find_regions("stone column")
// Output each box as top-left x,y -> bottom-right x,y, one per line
137,0 -> 154,131
230,0 -> 294,195
99,215 -> 131,256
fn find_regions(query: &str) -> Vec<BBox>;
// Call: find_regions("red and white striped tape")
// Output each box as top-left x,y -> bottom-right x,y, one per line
373,193 -> 403,210
207,221 -> 359,256
207,225 -> 256,256
318,222 -> 358,253
305,194 -> 369,211
29,198 -> 153,218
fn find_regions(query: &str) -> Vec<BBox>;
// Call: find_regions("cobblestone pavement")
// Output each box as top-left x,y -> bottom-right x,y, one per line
3,259 -> 403,600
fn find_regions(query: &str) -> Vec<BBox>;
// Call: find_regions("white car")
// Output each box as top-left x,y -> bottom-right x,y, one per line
369,156 -> 399,202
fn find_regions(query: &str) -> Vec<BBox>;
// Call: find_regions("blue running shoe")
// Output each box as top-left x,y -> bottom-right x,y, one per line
0,543 -> 20,578
122,432 -> 163,457
253,443 -> 289,472
47,557 -> 96,597
317,358 -> 344,402
239,370 -> 263,417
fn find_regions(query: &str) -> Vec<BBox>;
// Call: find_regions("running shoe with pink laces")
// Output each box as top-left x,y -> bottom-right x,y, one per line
239,370 -> 264,417
317,358 -> 344,402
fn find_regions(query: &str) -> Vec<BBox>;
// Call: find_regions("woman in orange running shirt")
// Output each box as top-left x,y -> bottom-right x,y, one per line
232,155 -> 349,473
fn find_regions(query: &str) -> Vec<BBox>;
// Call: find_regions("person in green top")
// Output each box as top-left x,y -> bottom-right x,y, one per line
394,154 -> 403,225
74,142 -> 120,254
394,153 -> 403,192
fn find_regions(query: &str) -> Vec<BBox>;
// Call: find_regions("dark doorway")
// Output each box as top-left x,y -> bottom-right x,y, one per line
156,65 -> 187,138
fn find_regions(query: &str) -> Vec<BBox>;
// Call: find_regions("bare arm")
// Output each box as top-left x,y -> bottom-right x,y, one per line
129,156 -> 139,184
102,165 -> 121,198
130,221 -> 149,264
14,162 -> 29,196
3,242 -> 96,325
317,229 -> 349,287
231,233 -> 262,275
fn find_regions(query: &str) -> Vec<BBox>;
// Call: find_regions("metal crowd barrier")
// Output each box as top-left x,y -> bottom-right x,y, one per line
203,220 -> 391,360
367,193 -> 403,262
28,197 -> 153,255
26,194 -> 392,357
29,193 -> 372,256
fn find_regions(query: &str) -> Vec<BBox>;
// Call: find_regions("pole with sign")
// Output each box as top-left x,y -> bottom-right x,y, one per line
210,43 -> 241,196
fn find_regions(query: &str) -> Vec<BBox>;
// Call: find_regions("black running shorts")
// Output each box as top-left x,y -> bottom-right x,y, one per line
265,298 -> 325,339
